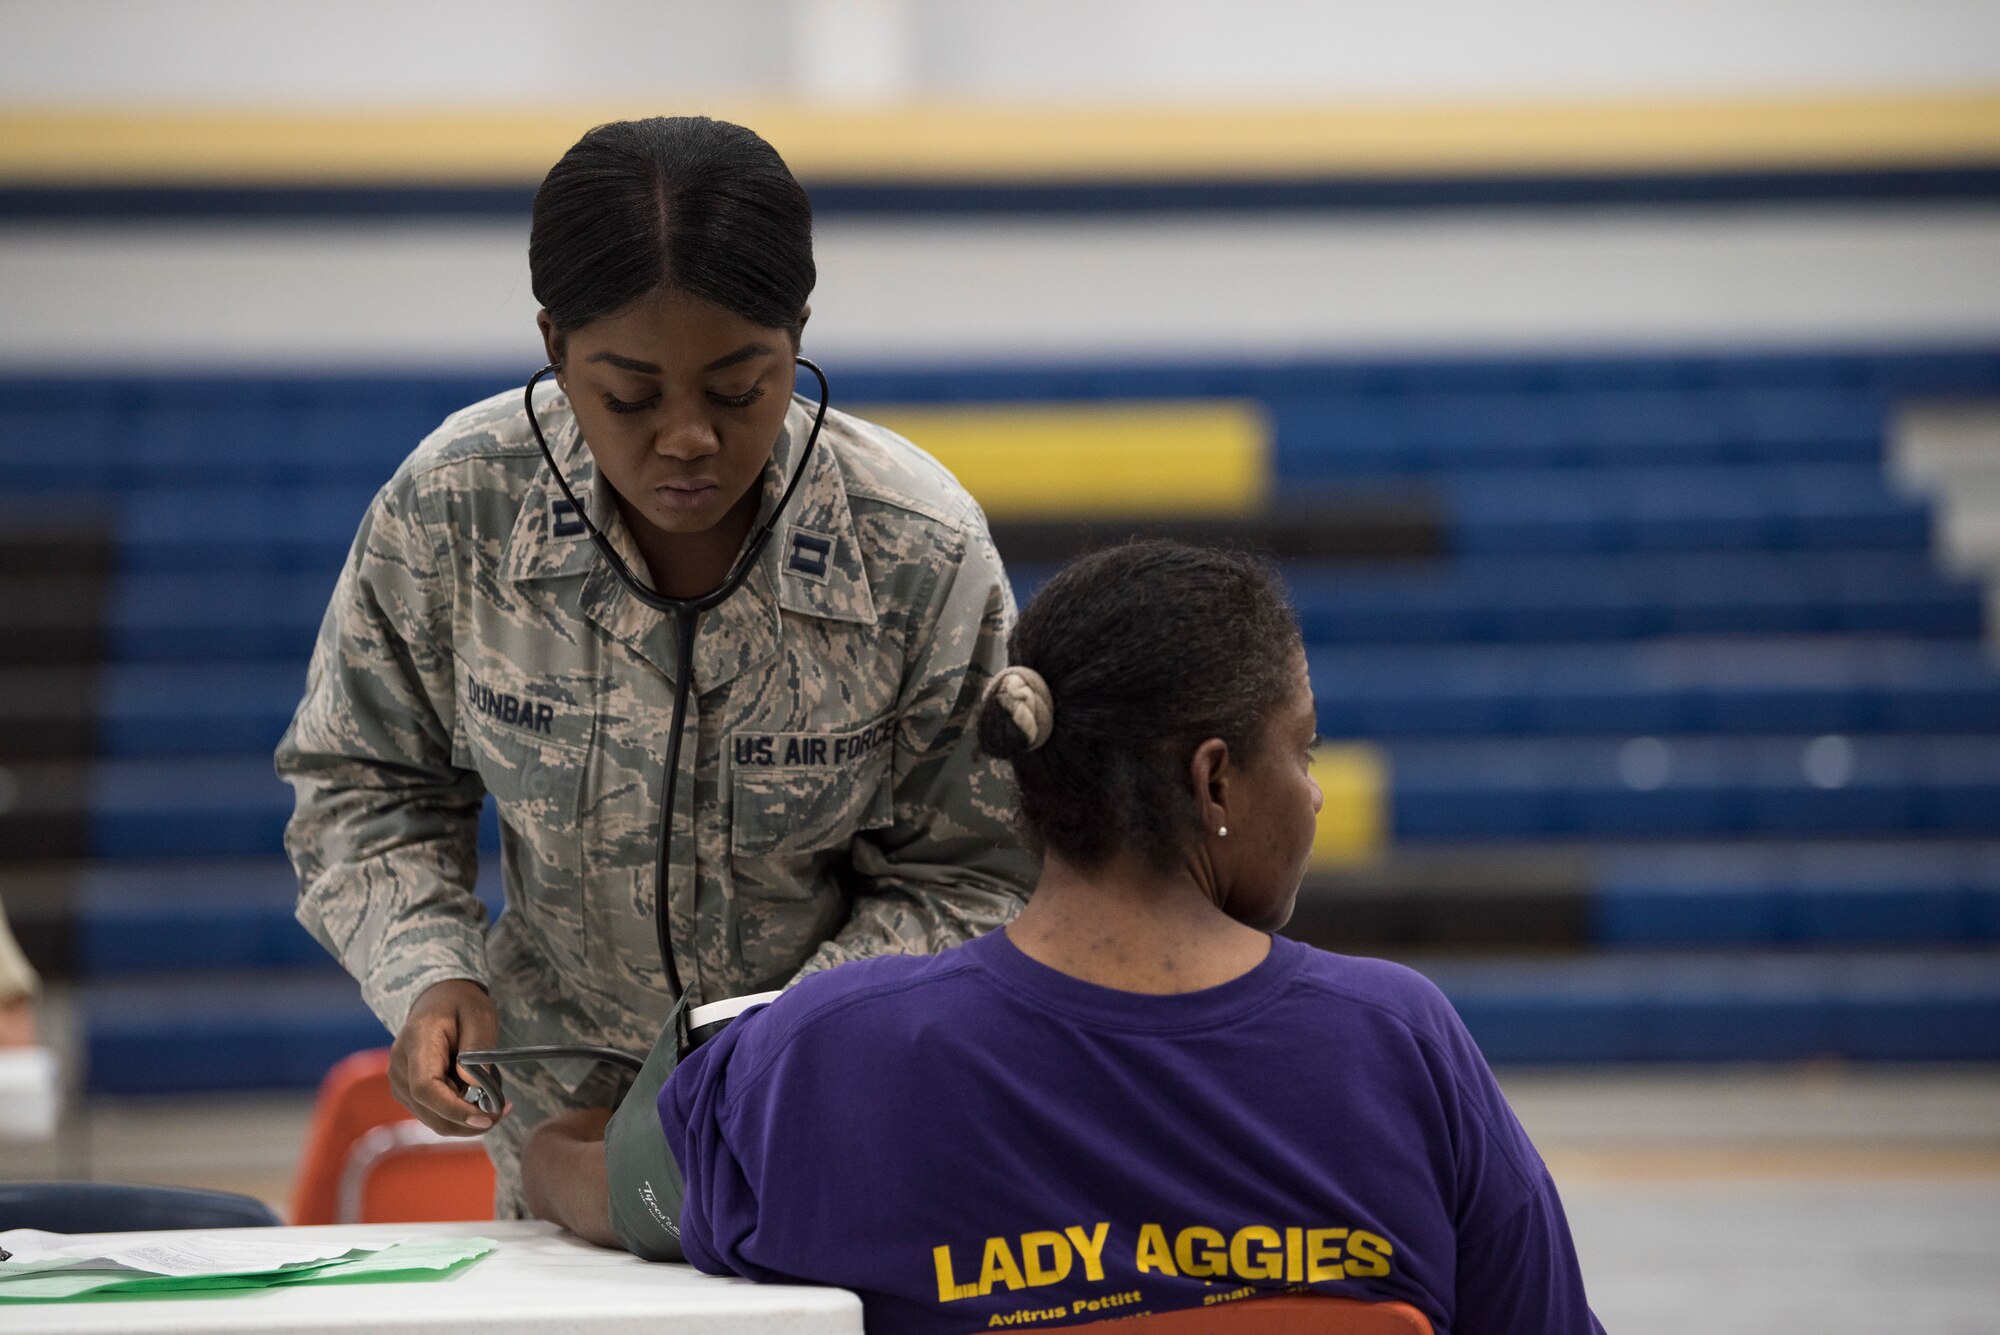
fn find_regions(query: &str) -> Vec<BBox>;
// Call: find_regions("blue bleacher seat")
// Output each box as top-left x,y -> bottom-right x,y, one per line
1440,464 -> 1930,555
1426,953 -> 2000,1063
1387,735 -> 2000,839
90,757 -> 299,858
77,859 -> 504,974
1307,639 -> 2000,738
1593,842 -> 2000,946
89,758 -> 503,859
1280,552 -> 1984,644
84,972 -> 391,1093
1270,388 -> 1890,478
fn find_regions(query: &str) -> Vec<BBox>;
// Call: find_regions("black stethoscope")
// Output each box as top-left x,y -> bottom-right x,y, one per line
457,355 -> 830,1115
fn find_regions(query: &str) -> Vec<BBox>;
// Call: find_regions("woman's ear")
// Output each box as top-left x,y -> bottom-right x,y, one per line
791,304 -> 812,347
1189,737 -> 1233,838
535,311 -> 565,373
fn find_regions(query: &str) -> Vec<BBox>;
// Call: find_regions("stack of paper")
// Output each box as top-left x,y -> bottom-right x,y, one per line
0,1229 -> 494,1301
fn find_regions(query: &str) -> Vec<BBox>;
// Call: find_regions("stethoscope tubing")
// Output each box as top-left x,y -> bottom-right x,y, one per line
496,355 -> 831,1087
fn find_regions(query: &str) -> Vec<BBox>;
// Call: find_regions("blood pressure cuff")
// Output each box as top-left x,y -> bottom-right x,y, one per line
603,1015 -> 687,1261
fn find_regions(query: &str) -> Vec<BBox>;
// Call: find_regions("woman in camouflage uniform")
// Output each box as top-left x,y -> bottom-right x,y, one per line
277,117 -> 1034,1213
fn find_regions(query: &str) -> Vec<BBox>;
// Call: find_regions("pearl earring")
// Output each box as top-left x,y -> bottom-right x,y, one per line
1218,826 -> 1229,837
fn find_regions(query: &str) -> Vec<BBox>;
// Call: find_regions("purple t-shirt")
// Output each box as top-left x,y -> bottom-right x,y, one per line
659,929 -> 1603,1335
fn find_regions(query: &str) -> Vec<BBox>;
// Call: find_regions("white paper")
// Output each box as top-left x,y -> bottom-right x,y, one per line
0,1228 -> 407,1277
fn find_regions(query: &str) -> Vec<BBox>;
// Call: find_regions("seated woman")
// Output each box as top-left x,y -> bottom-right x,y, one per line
522,539 -> 1604,1335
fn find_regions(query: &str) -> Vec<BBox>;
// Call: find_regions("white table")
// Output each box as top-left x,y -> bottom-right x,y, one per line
3,1219 -> 864,1334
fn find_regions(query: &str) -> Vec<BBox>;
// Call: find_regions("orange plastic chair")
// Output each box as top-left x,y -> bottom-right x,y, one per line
291,1048 -> 495,1224
1050,1295 -> 1433,1333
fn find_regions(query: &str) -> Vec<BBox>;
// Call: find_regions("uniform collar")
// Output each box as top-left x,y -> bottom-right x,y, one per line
503,384 -> 610,587
768,398 -> 878,630
503,391 -> 876,690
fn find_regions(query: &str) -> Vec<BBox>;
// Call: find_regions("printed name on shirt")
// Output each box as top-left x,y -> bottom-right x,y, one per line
930,1222 -> 1393,1305
468,676 -> 555,735
732,718 -> 895,770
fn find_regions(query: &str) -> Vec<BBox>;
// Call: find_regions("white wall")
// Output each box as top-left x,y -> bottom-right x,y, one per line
6,207 -> 1998,370
0,0 -> 793,107
1,0 -> 1996,107
913,0 -> 2000,102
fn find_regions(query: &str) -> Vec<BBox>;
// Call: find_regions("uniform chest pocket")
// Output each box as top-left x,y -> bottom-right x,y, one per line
452,666 -> 593,869
730,724 -> 896,861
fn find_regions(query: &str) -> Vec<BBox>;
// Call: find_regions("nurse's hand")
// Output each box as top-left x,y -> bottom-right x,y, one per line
391,978 -> 502,1135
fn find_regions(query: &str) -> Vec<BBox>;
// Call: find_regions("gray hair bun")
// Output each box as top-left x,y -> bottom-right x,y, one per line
987,666 -> 1055,754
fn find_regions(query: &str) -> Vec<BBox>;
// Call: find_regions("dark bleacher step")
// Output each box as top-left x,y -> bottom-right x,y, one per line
0,761 -> 91,861
0,864 -> 79,978
0,510 -> 113,670
989,495 -> 1444,563
77,949 -> 2000,1091
0,510 -> 114,578
0,667 -> 101,760
1291,848 -> 1595,950
1407,951 -> 2000,1063
0,575 -> 106,666
0,513 -> 114,695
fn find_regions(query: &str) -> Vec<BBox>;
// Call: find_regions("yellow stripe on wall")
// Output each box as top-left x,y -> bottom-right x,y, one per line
862,401 -> 1268,519
1,93 -> 1996,184
1309,743 -> 1390,870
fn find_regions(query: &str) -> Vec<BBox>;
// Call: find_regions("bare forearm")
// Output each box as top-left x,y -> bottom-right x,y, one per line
521,1108 -> 617,1248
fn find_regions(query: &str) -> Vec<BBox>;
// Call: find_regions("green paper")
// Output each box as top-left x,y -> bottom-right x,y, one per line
0,1237 -> 496,1302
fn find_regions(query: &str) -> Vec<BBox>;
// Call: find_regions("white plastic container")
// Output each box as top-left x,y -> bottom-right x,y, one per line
0,1046 -> 59,1141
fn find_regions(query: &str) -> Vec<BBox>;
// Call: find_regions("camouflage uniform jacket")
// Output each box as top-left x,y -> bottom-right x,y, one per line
277,383 -> 1033,1204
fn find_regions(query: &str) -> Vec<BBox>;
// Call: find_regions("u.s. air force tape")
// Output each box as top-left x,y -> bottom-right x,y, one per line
604,1016 -> 688,1262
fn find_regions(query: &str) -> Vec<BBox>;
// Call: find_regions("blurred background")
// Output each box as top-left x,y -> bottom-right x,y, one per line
1,1 -> 1998,1328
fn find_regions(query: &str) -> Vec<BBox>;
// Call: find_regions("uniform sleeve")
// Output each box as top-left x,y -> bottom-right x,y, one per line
275,470 -> 490,1035
796,512 -> 1034,978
